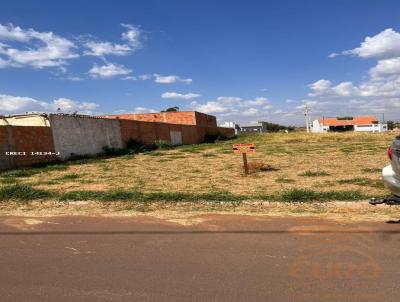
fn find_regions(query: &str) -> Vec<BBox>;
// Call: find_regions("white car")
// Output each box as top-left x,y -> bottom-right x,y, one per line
370,138 -> 400,205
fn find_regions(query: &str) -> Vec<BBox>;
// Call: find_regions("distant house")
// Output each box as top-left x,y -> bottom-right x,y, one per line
220,121 -> 241,134
239,125 -> 263,133
311,116 -> 388,133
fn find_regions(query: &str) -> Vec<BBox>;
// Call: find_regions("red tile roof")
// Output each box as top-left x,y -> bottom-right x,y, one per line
319,116 -> 378,126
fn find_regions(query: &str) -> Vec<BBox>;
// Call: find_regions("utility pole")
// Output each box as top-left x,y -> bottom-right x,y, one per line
304,104 -> 311,133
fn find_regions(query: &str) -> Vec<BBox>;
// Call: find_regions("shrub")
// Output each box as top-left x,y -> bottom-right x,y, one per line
155,140 -> 173,150
102,146 -> 128,156
204,133 -> 219,143
125,139 -> 145,153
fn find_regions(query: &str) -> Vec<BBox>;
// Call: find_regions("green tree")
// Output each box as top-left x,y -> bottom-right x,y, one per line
161,106 -> 179,112
387,120 -> 395,130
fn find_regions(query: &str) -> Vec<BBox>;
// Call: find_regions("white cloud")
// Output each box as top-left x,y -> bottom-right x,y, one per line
308,79 -> 333,96
190,101 -> 229,114
0,94 -> 98,114
322,28 -> 400,102
52,98 -> 98,111
84,41 -> 132,56
215,96 -> 269,107
138,74 -> 151,80
342,28 -> 400,59
332,81 -> 359,96
0,23 -> 78,69
309,79 -> 362,97
154,74 -> 192,84
134,106 -> 157,113
121,74 -> 151,81
188,95 -> 300,125
189,96 -> 270,116
246,97 -> 269,106
296,100 -> 317,110
121,24 -> 142,48
83,24 -> 142,57
369,57 -> 400,78
242,108 -> 259,116
88,62 -> 131,78
161,92 -> 200,100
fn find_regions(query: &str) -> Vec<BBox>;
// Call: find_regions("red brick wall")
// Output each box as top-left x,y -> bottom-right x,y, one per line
12,126 -> 57,167
102,111 -> 218,127
138,121 -> 158,144
155,123 -> 171,141
0,126 -> 57,170
131,113 -> 165,123
217,127 -> 235,137
0,126 -> 14,170
194,112 -> 217,127
119,119 -> 141,145
117,118 -> 233,146
181,125 -> 200,144
164,112 -> 195,125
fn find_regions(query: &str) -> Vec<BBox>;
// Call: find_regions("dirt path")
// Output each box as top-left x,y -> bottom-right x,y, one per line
1,200 -> 400,223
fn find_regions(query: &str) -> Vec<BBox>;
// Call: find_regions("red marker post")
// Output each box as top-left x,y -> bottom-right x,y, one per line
233,143 -> 255,175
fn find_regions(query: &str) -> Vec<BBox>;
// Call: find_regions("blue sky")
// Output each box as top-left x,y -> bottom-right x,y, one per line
1,0 -> 400,125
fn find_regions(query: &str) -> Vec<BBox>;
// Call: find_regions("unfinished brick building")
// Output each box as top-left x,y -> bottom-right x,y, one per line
101,111 -> 217,127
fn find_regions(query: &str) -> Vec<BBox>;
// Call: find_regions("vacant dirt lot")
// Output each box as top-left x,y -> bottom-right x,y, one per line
2,131 -> 400,220
1,132 -> 394,194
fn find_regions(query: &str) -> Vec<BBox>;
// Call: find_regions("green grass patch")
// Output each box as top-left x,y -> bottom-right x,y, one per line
299,170 -> 330,177
167,155 -> 186,159
0,164 -> 69,179
361,168 -> 382,174
0,169 -> 34,178
0,184 -> 53,201
59,190 -> 104,201
337,177 -> 384,188
275,177 -> 296,184
0,177 -> 19,184
56,188 -> 368,203
146,151 -> 167,157
0,186 -> 370,202
33,164 -> 68,173
202,153 -> 217,157
278,188 -> 367,202
59,189 -> 247,202
340,147 -> 357,154
55,173 -> 80,181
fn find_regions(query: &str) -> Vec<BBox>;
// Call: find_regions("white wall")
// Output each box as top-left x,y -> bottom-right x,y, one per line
311,120 -> 329,133
1,115 -> 50,126
220,121 -> 238,134
354,124 -> 388,133
49,114 -> 123,159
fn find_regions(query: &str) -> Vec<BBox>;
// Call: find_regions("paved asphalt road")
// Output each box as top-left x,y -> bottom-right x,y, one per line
0,214 -> 399,302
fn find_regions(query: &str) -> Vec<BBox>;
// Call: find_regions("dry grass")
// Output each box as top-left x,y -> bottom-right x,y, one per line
0,201 -> 399,223
0,132 -> 394,200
